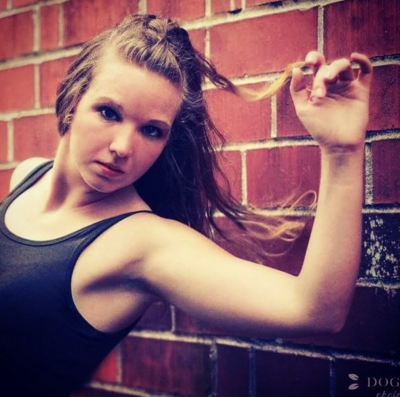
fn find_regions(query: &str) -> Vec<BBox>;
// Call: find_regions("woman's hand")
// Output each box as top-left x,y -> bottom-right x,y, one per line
290,51 -> 372,154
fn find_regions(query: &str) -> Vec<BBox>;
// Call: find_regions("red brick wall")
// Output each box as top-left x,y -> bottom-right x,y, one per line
0,0 -> 399,396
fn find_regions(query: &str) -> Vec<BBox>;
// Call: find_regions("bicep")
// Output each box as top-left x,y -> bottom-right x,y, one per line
139,219 -> 314,338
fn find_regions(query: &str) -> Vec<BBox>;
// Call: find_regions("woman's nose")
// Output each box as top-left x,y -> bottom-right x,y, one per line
108,128 -> 136,158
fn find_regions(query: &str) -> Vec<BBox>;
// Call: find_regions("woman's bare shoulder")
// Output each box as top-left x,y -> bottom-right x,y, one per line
9,157 -> 50,192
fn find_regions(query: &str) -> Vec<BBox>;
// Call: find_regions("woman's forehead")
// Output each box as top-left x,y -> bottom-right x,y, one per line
86,55 -> 183,123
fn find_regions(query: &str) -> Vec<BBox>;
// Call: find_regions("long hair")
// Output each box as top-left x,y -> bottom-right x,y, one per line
55,14 -> 309,261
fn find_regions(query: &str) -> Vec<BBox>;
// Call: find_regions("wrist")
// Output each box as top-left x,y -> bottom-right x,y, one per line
320,144 -> 365,158
320,146 -> 364,183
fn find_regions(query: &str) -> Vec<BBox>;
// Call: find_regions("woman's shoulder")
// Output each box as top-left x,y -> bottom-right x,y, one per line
9,157 -> 50,192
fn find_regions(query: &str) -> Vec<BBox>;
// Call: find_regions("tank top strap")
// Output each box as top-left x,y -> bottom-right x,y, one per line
0,160 -> 54,219
68,209 -> 153,260
9,160 -> 54,199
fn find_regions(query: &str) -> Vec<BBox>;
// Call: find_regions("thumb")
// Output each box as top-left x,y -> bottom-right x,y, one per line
290,67 -> 308,102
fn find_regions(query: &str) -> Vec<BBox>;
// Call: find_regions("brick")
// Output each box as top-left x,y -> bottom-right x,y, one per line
72,389 -> 141,397
0,66 -> 35,112
335,359 -> 400,397
216,150 -> 242,203
361,214 -> 400,280
210,10 -> 317,78
0,12 -> 33,61
276,75 -> 312,137
91,348 -> 118,383
148,0 -> 205,21
0,0 -> 7,11
212,0 -> 241,14
256,351 -> 330,397
372,140 -> 400,204
0,169 -> 13,200
188,29 -> 205,56
0,122 -> 7,162
206,83 -> 271,143
13,0 -> 38,6
14,114 -> 59,161
246,146 -> 321,208
122,337 -> 212,396
40,57 -> 75,107
135,301 -> 171,330
40,4 -> 59,51
217,345 -> 250,397
63,0 -> 138,47
368,65 -> 400,131
288,286 -> 400,355
325,0 -> 400,60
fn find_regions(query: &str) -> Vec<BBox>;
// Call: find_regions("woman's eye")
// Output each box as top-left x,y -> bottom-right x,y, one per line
99,107 -> 120,122
141,125 -> 163,139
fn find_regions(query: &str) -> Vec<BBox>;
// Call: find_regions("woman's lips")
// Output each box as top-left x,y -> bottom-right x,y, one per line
96,161 -> 124,178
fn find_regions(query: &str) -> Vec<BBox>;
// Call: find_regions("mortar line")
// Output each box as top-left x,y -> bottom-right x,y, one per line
0,46 -> 82,71
210,341 -> 218,397
241,150 -> 248,205
32,7 -> 40,52
179,0 -> 350,30
34,64 -> 40,109
205,28 -> 210,60
362,207 -> 400,214
0,107 -> 55,122
170,305 -> 176,333
249,346 -> 256,397
58,2 -> 64,48
356,279 -> 400,289
87,381 -> 179,397
317,5 -> 324,54
0,161 -> 19,170
270,95 -> 277,139
205,0 -> 211,17
0,0 -> 69,19
7,120 -> 14,162
330,360 -> 336,397
116,343 -> 123,384
364,143 -> 373,205
138,0 -> 147,14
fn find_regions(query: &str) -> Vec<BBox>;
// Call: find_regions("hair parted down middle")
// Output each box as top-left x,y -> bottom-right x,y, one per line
55,14 -> 311,262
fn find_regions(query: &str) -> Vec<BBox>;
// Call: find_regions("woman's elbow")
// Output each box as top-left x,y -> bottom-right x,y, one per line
301,305 -> 349,336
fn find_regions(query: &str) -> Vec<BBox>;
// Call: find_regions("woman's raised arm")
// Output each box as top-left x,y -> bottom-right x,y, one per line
130,52 -> 372,338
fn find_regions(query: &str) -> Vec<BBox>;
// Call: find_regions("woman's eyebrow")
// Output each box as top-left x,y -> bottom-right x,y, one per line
94,96 -> 173,130
94,96 -> 124,112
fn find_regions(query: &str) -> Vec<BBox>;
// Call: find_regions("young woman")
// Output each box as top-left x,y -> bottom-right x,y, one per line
0,14 -> 372,397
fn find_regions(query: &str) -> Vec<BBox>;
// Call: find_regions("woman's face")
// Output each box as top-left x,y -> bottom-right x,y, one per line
67,52 -> 182,194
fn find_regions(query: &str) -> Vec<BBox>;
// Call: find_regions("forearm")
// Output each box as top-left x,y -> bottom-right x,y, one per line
297,147 -> 364,331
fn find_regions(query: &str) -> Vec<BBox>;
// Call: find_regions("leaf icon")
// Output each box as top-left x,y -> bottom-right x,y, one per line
349,383 -> 359,390
349,374 -> 359,381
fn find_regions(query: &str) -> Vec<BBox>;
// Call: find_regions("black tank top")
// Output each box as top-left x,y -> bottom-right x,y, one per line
0,161 -> 151,397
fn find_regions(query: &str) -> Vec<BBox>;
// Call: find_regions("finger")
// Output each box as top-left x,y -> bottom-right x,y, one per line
350,52 -> 373,84
290,67 -> 309,103
290,67 -> 307,93
328,58 -> 354,82
305,51 -> 326,75
312,59 -> 353,98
